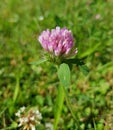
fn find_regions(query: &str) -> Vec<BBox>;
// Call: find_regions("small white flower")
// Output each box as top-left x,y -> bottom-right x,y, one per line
18,117 -> 29,127
15,110 -> 21,117
18,122 -> 22,127
33,110 -> 42,120
33,110 -> 39,115
18,118 -> 24,127
30,116 -> 35,121
15,106 -> 26,117
20,106 -> 26,112
23,117 -> 29,123
30,124 -> 36,130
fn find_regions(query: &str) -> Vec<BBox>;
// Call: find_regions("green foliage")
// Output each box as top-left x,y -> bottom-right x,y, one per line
0,0 -> 113,129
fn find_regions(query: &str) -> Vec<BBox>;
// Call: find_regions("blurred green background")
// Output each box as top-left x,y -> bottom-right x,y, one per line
0,0 -> 113,129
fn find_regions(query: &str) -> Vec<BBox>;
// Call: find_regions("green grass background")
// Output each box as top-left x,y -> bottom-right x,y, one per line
0,0 -> 113,129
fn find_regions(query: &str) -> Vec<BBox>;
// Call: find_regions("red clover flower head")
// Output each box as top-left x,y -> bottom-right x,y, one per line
38,26 -> 77,58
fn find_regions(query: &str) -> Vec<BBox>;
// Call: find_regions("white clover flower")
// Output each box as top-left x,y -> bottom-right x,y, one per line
15,107 -> 42,130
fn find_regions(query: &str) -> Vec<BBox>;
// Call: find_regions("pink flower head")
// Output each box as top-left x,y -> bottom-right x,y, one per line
38,26 -> 77,58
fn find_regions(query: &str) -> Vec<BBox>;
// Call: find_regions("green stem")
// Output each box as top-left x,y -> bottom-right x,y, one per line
63,86 -> 80,129
54,85 -> 65,130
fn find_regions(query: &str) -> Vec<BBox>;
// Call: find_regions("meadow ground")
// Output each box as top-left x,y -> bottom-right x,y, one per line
0,0 -> 113,129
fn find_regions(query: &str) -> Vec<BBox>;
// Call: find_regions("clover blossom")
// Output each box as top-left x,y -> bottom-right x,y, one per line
15,107 -> 42,130
38,26 -> 77,58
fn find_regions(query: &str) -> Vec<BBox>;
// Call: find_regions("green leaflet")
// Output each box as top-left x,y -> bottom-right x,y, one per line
58,63 -> 71,89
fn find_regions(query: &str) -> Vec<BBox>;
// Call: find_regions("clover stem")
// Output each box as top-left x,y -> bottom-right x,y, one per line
63,86 -> 80,129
